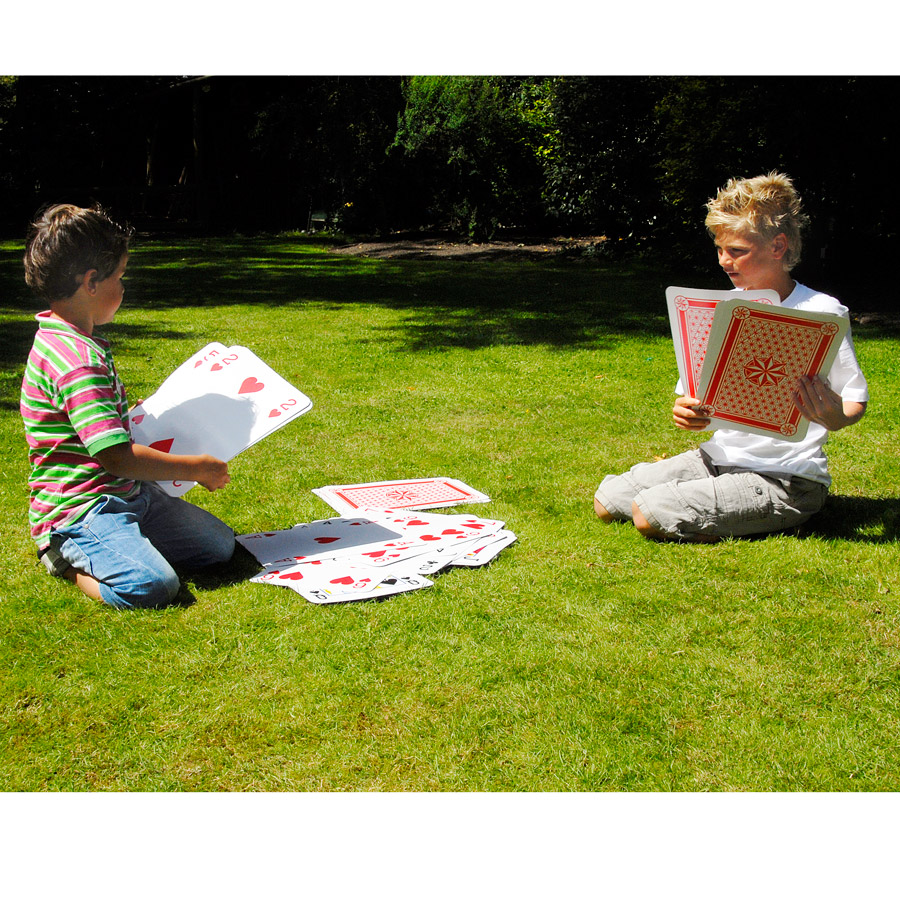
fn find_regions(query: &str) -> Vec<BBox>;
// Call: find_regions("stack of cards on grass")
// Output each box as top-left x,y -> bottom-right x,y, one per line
129,342 -> 312,496
238,507 -> 516,605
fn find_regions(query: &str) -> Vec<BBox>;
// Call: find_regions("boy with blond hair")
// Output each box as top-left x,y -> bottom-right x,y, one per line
594,172 -> 869,541
21,204 -> 235,608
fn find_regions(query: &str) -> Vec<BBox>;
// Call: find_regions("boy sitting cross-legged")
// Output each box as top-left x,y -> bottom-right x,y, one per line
593,172 -> 869,542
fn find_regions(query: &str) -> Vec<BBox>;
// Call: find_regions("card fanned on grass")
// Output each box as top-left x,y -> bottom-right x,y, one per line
238,505 -> 516,604
129,342 -> 313,496
312,477 -> 491,515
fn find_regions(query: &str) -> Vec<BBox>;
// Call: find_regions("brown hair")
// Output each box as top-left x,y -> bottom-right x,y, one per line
23,204 -> 132,302
705,172 -> 809,270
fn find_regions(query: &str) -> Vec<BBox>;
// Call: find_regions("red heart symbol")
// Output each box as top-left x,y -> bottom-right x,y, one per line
363,550 -> 386,558
330,576 -> 354,585
314,537 -> 339,544
239,377 -> 265,394
150,438 -> 174,453
421,534 -> 441,541
131,414 -> 145,424
268,409 -> 281,417
279,572 -> 304,580
211,363 -> 222,371
407,519 -> 428,526
442,529 -> 464,536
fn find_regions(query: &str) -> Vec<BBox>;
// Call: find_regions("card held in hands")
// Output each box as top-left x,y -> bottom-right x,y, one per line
129,343 -> 312,495
695,299 -> 849,441
666,287 -> 780,398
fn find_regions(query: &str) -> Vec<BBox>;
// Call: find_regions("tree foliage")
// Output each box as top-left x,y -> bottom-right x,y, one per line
392,76 -> 547,239
0,74 -> 897,283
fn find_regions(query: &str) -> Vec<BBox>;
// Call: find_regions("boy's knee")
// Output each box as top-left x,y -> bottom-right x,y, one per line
631,502 -> 667,540
594,497 -> 615,522
195,526 -> 235,568
103,568 -> 182,610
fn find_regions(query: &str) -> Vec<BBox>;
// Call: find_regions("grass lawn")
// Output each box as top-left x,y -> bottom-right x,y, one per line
1,235 -> 899,792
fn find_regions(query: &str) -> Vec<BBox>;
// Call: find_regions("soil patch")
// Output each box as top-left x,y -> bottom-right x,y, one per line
329,234 -> 606,261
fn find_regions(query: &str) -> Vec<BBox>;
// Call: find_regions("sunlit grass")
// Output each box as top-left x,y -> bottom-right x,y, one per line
1,237 -> 899,791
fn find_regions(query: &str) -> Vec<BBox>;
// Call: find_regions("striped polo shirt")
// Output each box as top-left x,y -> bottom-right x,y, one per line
21,312 -> 139,551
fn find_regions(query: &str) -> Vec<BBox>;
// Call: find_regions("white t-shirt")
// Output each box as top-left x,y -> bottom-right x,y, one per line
696,282 -> 869,485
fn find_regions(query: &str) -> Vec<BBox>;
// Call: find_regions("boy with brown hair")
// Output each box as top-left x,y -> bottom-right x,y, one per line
21,203 -> 235,608
593,172 -> 869,542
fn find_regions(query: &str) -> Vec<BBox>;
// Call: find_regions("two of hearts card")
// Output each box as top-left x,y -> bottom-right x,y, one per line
666,288 -> 848,441
129,342 -> 312,496
238,506 -> 516,604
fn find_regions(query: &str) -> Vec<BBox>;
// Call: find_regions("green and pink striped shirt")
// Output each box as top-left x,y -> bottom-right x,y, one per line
21,313 -> 139,551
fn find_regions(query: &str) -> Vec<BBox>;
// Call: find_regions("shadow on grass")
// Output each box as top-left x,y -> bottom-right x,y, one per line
187,544 -> 262,592
163,547 -> 260,608
3,234 -> 895,377
801,494 -> 900,543
0,237 -> 681,369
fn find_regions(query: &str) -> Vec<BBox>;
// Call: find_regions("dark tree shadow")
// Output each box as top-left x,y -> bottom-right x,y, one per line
799,494 -> 900,543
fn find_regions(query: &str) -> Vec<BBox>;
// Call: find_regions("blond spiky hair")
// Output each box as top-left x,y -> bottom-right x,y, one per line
705,171 -> 810,270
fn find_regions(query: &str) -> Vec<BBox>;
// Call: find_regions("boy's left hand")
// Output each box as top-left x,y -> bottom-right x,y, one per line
792,375 -> 852,431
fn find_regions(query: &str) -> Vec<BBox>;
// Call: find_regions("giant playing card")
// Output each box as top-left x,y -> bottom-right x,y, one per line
666,287 -> 780,397
129,343 -> 312,495
696,299 -> 848,441
236,516 -> 408,567
312,477 -> 490,515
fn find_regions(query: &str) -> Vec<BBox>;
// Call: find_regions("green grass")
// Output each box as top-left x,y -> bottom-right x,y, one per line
1,236 -> 899,791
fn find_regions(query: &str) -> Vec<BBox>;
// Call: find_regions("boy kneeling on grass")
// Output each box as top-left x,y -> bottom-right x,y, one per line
594,172 -> 869,542
20,204 -> 235,608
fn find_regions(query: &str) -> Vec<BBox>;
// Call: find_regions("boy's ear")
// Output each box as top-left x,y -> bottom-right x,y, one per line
78,269 -> 100,295
770,233 -> 789,260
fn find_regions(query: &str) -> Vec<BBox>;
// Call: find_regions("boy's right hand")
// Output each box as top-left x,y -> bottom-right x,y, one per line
673,396 -> 711,431
193,455 -> 230,492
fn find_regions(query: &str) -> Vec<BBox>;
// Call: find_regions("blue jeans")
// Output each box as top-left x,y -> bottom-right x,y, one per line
46,482 -> 235,609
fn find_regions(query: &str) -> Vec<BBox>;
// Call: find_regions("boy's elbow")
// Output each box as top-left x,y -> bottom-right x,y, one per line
843,400 -> 867,428
94,441 -> 133,475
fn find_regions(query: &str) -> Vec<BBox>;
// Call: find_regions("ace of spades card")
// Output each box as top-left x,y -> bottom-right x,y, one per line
129,343 -> 312,495
666,287 -> 780,398
695,299 -> 849,441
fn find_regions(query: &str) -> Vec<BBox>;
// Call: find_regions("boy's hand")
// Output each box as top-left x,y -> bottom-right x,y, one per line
193,455 -> 230,492
792,375 -> 866,431
673,395 -> 711,431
